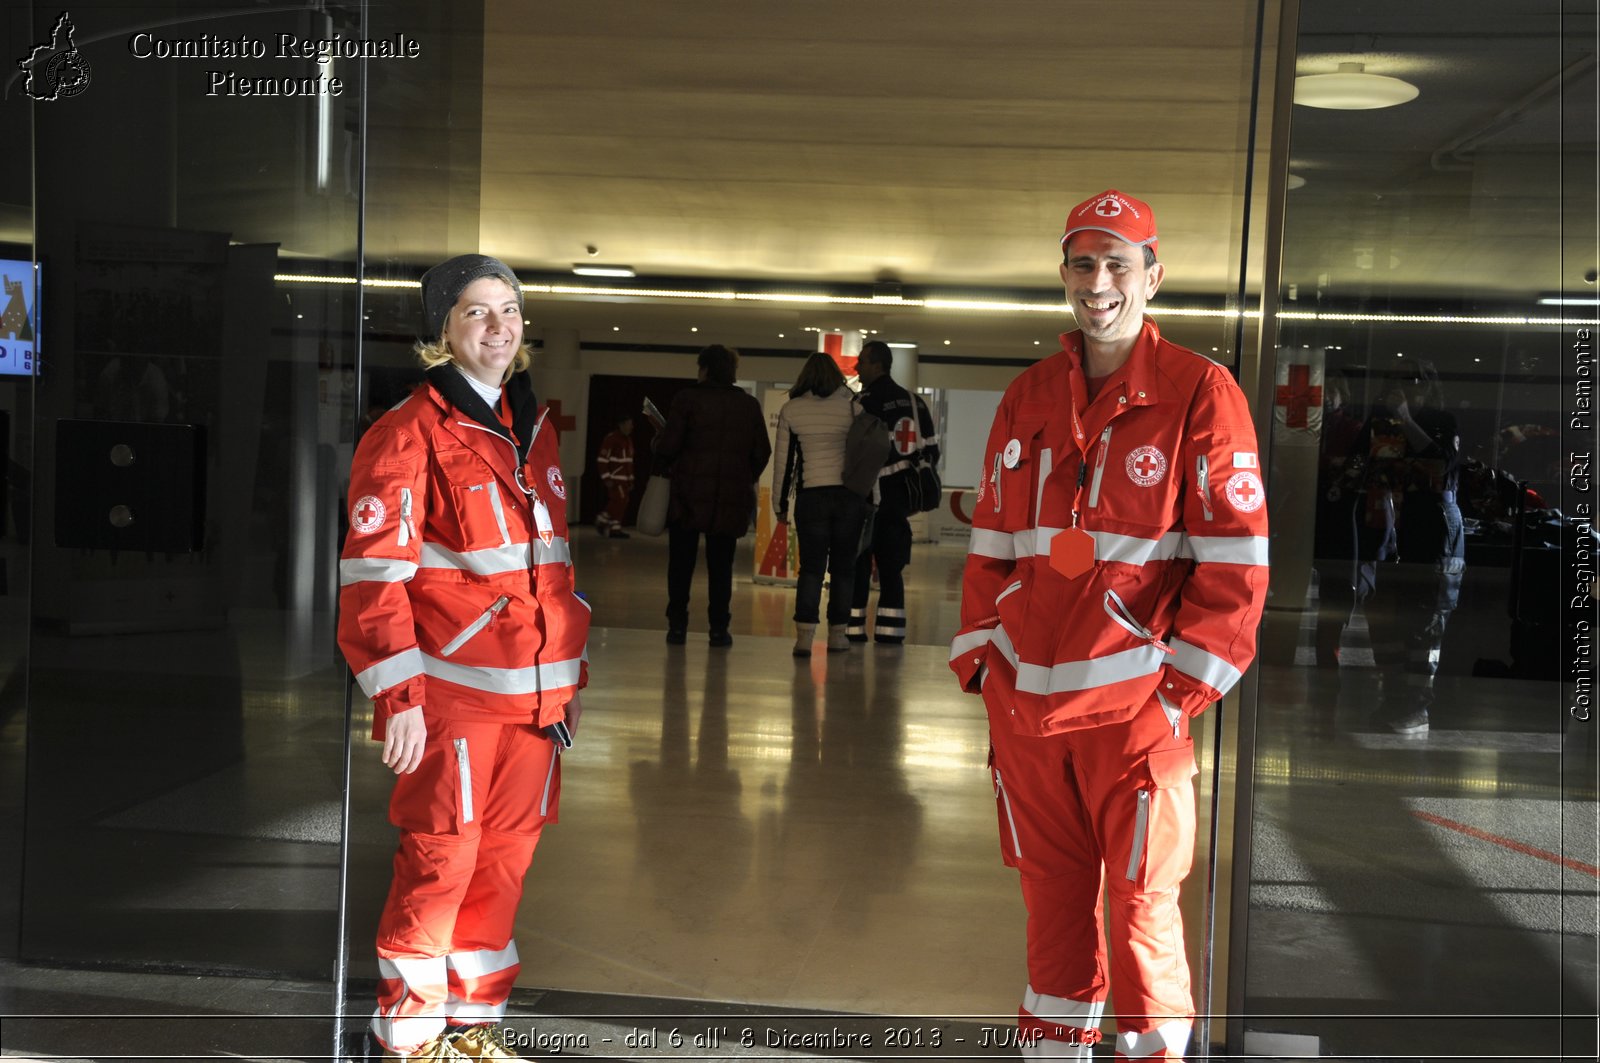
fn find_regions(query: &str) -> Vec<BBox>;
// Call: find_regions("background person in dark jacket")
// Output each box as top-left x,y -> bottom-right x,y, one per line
849,340 -> 926,644
654,344 -> 771,646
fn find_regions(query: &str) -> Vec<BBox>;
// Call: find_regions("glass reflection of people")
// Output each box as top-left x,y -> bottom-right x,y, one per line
594,414 -> 635,539
338,255 -> 591,1061
1311,376 -> 1364,669
773,352 -> 869,656
1351,362 -> 1465,735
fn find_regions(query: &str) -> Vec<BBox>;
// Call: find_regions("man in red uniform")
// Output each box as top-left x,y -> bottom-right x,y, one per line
594,414 -> 635,538
950,192 -> 1268,1059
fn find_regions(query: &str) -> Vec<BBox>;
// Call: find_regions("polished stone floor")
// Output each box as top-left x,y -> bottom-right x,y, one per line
3,530 -> 1596,1060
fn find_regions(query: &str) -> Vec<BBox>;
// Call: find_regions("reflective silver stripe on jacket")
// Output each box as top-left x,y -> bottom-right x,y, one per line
1011,527 -> 1186,567
1169,637 -> 1242,693
421,653 -> 584,696
418,536 -> 571,576
990,624 -> 1167,694
339,557 -> 419,585
967,527 -> 1016,560
1185,535 -> 1269,565
354,647 -> 425,697
948,627 -> 994,661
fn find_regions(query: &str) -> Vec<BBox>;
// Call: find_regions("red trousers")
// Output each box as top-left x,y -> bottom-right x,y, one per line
372,715 -> 560,1052
985,688 -> 1198,1060
597,483 -> 630,530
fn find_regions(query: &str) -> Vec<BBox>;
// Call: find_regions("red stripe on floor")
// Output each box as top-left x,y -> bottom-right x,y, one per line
1411,810 -> 1600,878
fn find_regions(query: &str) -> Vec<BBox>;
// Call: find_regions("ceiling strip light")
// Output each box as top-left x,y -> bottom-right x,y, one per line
272,274 -> 1597,327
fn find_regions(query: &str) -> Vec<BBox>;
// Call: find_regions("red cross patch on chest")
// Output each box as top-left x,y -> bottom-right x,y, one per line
892,416 -> 918,456
1124,445 -> 1167,487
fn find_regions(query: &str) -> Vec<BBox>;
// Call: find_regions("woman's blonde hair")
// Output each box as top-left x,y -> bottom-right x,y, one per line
414,335 -> 533,382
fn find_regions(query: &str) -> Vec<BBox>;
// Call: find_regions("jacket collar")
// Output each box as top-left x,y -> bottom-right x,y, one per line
426,364 -> 538,452
1058,317 -> 1164,411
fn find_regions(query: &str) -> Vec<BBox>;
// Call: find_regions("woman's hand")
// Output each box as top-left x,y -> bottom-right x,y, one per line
565,693 -> 584,736
382,705 -> 427,775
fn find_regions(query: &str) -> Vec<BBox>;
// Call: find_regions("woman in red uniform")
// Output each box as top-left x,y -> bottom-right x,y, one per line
339,255 -> 590,1061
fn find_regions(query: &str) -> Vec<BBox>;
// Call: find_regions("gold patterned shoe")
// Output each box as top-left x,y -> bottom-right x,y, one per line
382,1031 -> 470,1060
450,1024 -> 523,1060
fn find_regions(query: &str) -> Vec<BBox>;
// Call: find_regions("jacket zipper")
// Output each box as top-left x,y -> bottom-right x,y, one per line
1196,455 -> 1214,521
440,595 -> 510,657
485,481 -> 512,545
1125,790 -> 1149,881
1086,425 -> 1114,509
990,453 -> 1003,514
1102,589 -> 1174,655
397,487 -> 415,547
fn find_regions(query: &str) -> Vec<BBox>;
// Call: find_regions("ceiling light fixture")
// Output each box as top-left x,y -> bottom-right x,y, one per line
572,264 -> 636,278
1537,294 -> 1600,306
1294,62 -> 1418,110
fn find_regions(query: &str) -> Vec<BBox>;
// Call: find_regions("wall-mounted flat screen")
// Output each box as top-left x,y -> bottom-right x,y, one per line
0,259 -> 38,376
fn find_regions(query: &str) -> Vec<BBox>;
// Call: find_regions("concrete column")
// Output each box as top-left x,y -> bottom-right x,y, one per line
533,328 -> 589,511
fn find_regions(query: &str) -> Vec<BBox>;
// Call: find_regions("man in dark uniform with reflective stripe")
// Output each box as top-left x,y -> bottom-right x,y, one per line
849,340 -> 924,643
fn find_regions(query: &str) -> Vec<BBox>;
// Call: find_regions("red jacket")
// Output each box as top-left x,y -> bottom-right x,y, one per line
950,320 -> 1268,735
339,369 -> 590,739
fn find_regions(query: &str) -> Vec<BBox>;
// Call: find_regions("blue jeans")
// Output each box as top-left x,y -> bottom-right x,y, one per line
792,486 -> 867,625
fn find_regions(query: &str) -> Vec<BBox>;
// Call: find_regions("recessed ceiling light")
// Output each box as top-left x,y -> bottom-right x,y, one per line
1286,174 -> 1307,190
572,264 -> 635,278
1295,62 -> 1418,110
943,340 -> 951,345
690,327 -> 698,332
612,326 -> 620,332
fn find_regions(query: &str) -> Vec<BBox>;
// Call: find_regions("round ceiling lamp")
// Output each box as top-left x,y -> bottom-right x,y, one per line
1294,62 -> 1418,110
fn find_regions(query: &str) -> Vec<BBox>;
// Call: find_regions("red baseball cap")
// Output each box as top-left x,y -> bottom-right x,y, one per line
1061,190 -> 1158,257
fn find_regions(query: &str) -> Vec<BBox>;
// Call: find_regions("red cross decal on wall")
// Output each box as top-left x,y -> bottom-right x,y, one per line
546,398 -> 578,440
1275,364 -> 1322,429
892,417 -> 918,455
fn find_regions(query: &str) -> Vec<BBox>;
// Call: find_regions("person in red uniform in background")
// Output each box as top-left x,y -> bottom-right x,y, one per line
950,192 -> 1268,1059
339,254 -> 590,1062
594,415 -> 635,539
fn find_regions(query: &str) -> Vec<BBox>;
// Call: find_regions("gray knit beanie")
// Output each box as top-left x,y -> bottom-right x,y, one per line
419,254 -> 523,340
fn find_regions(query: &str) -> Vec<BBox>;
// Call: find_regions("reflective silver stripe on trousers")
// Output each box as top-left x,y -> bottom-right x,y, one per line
1125,790 -> 1148,880
540,751 -> 558,815
1115,1020 -> 1192,1059
446,943 -> 518,979
994,769 -> 1023,859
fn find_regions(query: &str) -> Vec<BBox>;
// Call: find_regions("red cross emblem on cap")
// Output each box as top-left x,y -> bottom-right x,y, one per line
1095,197 -> 1123,217
893,416 -> 918,456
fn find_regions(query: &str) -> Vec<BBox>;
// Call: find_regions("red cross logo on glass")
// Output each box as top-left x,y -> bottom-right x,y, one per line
1274,364 -> 1323,429
892,416 -> 918,455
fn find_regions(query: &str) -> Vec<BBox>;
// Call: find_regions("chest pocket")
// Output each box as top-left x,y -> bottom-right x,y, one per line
990,403 -> 1053,532
436,447 -> 513,550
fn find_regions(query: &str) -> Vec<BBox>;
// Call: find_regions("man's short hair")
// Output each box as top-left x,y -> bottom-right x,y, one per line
859,340 -> 892,372
697,344 -> 739,385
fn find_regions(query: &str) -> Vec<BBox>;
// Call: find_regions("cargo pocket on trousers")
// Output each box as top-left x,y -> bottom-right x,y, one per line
1123,745 -> 1198,890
